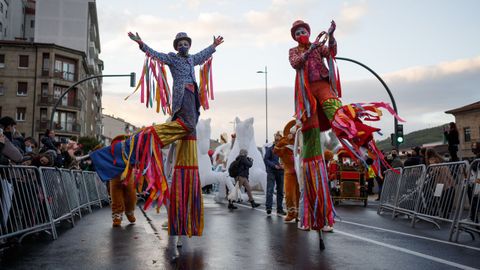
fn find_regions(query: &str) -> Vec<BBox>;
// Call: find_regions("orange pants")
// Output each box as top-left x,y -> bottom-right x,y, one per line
284,172 -> 300,218
110,175 -> 136,218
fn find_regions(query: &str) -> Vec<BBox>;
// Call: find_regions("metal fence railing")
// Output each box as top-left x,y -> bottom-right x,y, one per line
378,160 -> 480,243
0,165 -> 109,244
0,165 -> 56,242
450,159 -> 480,241
377,167 -> 403,216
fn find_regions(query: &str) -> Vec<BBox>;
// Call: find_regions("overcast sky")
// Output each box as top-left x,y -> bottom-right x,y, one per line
96,0 -> 480,145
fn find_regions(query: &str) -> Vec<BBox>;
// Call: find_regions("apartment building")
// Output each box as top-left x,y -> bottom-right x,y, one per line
0,0 -> 102,142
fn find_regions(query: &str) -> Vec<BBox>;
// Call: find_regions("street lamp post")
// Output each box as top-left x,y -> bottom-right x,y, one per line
49,73 -> 136,131
257,66 -> 268,143
335,57 -> 400,149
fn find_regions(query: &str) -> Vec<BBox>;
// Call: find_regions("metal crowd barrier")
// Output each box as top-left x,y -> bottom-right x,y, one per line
0,165 -> 109,244
40,167 -> 74,225
378,161 -> 477,242
72,170 -> 92,213
412,161 -> 468,229
377,168 -> 403,216
0,165 -> 56,241
450,159 -> 480,242
82,171 -> 102,209
397,165 -> 426,221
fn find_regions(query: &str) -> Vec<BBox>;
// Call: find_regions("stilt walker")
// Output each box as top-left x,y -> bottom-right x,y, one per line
289,20 -> 403,250
90,31 -> 223,240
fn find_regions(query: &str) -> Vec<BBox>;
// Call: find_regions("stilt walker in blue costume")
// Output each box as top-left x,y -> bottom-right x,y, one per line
89,31 -> 223,238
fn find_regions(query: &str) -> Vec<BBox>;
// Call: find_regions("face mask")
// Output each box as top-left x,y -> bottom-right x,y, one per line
25,146 -> 33,153
297,35 -> 310,45
178,46 -> 189,56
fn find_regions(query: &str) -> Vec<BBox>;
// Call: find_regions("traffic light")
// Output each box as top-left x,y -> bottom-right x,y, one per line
130,72 -> 136,87
396,124 -> 404,144
390,133 -> 396,146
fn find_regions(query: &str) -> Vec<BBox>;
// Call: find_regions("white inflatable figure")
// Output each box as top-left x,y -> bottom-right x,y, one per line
196,119 -> 231,189
212,133 -> 231,169
227,117 -> 267,195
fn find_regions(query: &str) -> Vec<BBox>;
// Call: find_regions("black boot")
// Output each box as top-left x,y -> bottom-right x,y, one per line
250,200 -> 260,208
228,200 -> 237,209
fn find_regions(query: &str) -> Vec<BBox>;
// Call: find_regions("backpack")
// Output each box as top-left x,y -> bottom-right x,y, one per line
228,159 -> 240,178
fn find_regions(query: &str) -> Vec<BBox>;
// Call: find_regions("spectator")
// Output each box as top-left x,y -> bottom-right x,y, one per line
231,149 -> 260,209
32,152 -> 55,167
0,116 -> 24,152
419,147 -> 427,165
389,150 -> 404,168
425,148 -> 455,218
366,158 -> 376,195
24,137 -> 38,154
264,133 -> 286,216
444,122 -> 460,162
0,127 -> 23,165
404,146 -> 422,167
40,129 -> 57,153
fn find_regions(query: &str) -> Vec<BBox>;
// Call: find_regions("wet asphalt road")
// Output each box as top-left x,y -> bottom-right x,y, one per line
1,194 -> 479,270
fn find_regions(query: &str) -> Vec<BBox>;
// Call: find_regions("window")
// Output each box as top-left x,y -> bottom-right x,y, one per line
16,107 -> 26,122
53,111 -> 76,132
17,82 -> 28,96
0,82 -> 4,95
42,53 -> 49,75
0,22 -> 3,33
464,127 -> 471,142
0,54 -> 4,68
41,83 -> 48,97
40,108 -> 48,121
19,55 -> 29,68
0,3 -> 3,13
30,20 -> 34,28
54,57 -> 76,81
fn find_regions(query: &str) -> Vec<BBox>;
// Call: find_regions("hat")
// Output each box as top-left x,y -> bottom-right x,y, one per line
291,20 -> 310,40
173,32 -> 192,50
283,120 -> 296,137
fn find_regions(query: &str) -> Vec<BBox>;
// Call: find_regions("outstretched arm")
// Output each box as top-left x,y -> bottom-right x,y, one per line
193,35 -> 224,66
128,32 -> 173,65
319,20 -> 337,57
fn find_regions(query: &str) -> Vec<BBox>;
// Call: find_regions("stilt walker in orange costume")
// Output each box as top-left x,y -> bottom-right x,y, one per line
289,20 -> 403,249
90,32 -> 224,239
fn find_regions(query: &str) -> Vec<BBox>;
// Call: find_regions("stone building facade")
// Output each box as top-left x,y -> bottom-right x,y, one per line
445,101 -> 480,159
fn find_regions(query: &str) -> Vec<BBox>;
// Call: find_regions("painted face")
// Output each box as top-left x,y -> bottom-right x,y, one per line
294,27 -> 310,45
177,40 -> 190,55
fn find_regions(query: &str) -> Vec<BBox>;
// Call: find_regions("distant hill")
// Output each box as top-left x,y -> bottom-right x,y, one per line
376,125 -> 445,151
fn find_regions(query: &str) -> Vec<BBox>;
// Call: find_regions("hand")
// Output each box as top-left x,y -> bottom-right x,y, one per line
128,32 -> 143,45
213,35 -> 224,47
328,20 -> 336,36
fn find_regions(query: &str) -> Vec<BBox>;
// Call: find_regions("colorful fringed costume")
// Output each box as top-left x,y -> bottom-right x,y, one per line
289,20 -> 403,230
90,32 -> 219,237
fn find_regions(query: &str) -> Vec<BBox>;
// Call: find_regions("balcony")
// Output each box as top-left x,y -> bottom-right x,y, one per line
37,120 -> 81,134
41,68 -> 49,77
53,70 -> 76,82
37,94 -> 82,110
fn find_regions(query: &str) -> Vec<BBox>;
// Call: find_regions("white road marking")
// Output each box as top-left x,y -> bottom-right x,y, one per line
222,198 -> 479,270
338,219 -> 480,252
334,230 -> 478,270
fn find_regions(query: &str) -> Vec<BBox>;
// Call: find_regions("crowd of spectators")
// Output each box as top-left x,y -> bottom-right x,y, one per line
0,116 -> 94,171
